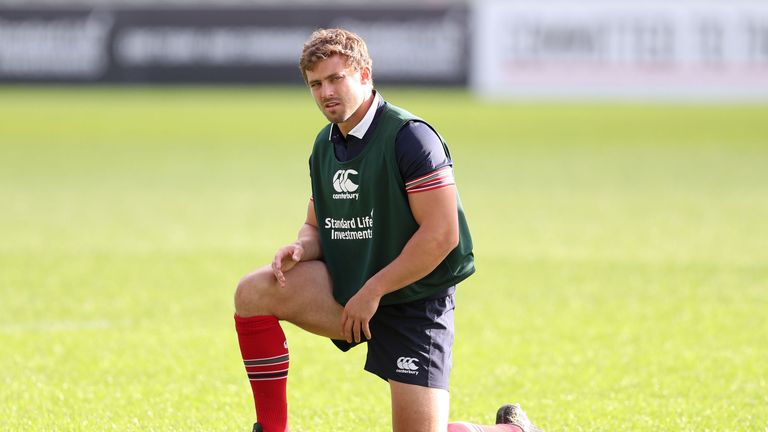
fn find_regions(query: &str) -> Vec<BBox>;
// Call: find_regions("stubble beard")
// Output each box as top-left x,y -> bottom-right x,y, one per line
321,103 -> 350,125
323,110 -> 347,124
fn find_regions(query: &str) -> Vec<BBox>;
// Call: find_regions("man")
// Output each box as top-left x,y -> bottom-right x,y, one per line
233,28 -> 542,432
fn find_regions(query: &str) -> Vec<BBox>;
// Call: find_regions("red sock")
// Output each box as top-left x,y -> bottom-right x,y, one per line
235,314 -> 289,432
448,422 -> 523,432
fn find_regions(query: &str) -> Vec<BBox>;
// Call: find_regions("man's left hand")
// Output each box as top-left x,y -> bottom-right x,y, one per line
340,284 -> 382,343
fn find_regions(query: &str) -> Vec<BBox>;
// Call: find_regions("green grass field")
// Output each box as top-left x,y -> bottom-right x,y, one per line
1,86 -> 767,431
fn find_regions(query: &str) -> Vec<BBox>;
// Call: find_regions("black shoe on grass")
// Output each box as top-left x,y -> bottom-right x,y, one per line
251,423 -> 263,432
495,403 -> 543,432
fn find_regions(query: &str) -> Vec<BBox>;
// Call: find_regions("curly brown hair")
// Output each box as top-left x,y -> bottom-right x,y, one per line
299,28 -> 373,83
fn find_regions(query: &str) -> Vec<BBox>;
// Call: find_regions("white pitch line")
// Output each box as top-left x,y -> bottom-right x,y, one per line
0,319 -> 111,334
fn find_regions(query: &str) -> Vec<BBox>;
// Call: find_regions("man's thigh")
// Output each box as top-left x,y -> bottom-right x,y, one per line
390,380 -> 449,432
239,260 -> 344,339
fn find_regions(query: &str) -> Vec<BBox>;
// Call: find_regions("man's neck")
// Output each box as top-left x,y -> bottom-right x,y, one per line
338,90 -> 375,137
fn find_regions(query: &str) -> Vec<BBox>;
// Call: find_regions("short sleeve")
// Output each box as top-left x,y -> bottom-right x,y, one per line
395,121 -> 455,193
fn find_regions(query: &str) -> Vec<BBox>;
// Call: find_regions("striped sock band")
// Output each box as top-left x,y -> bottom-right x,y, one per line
245,353 -> 290,381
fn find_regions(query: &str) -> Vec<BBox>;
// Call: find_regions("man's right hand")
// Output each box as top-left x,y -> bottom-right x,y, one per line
272,242 -> 304,287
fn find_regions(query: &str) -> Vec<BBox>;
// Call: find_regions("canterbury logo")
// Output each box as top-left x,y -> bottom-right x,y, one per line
333,169 -> 359,193
396,357 -> 419,371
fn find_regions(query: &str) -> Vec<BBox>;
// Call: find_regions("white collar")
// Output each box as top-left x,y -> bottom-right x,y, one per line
347,91 -> 380,139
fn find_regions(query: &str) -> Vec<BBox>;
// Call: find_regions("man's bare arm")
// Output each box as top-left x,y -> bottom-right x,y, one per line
272,199 -> 323,287
341,186 -> 459,342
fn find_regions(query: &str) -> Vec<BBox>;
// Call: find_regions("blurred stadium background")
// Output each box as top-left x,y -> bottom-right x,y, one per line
1,1 -> 767,431
2,0 -> 767,98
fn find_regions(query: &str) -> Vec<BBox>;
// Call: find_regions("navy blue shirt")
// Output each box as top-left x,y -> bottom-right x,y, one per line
310,95 -> 452,183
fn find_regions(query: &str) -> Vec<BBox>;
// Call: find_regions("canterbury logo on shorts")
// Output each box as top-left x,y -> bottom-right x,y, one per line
396,356 -> 420,375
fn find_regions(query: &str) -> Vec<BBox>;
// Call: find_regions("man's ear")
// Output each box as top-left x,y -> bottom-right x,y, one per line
360,66 -> 372,84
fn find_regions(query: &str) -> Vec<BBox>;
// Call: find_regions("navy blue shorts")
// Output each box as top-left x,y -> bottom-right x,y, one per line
332,286 -> 456,390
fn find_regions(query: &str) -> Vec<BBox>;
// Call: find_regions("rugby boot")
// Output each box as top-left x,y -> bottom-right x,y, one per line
251,423 -> 263,432
495,403 -> 543,432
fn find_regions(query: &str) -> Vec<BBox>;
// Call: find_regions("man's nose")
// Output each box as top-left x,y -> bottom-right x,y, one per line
320,83 -> 334,99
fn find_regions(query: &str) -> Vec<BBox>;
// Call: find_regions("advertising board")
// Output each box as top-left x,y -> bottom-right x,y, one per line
0,6 -> 468,85
471,0 -> 768,100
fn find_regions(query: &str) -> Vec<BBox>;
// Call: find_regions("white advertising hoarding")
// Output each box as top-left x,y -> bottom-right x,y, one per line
472,0 -> 768,100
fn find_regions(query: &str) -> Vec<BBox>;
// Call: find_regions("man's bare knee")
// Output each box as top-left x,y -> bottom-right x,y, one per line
390,382 -> 449,432
234,267 -> 277,318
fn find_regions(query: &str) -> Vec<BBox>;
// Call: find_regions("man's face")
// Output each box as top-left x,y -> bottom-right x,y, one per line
305,55 -> 370,126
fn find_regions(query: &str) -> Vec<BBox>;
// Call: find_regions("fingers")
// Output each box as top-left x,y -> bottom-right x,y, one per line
340,290 -> 378,343
271,243 -> 303,288
343,319 -> 362,343
271,252 -> 287,287
340,312 -> 353,343
340,314 -> 371,343
353,320 -> 362,344
292,247 -> 302,262
340,312 -> 359,343
271,248 -> 288,272
274,269 -> 286,287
